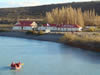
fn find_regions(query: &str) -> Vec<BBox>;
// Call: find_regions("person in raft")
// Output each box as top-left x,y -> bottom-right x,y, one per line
11,62 -> 21,67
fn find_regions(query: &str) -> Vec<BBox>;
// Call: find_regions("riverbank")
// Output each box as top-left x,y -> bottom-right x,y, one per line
60,32 -> 100,52
0,31 -> 100,52
0,31 -> 63,43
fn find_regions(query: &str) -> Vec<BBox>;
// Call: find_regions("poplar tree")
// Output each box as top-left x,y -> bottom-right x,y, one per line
46,6 -> 99,27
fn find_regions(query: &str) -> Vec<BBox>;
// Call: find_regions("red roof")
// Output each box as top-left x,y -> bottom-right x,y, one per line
15,21 -> 34,26
62,24 -> 81,28
43,24 -> 57,27
43,24 -> 81,28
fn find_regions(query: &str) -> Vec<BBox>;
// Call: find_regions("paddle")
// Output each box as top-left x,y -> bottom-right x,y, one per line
21,63 -> 24,65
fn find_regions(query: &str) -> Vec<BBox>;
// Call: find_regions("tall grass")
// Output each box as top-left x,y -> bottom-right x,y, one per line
60,33 -> 100,51
0,24 -> 13,27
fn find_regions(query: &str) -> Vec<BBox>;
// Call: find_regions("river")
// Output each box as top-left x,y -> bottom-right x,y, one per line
0,36 -> 100,75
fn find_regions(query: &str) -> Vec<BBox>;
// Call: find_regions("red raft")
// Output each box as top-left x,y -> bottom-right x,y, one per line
10,62 -> 22,70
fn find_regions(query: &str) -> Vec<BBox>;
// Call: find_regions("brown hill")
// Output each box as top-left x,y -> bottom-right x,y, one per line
0,1 -> 100,24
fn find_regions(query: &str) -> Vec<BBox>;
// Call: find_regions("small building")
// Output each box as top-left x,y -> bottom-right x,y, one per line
13,20 -> 37,30
38,24 -> 82,32
85,25 -> 97,29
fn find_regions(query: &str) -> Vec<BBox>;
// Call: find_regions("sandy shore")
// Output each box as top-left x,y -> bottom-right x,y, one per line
0,32 -> 63,42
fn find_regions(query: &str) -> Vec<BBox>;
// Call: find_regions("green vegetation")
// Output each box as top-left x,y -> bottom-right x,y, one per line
0,24 -> 13,27
0,24 -> 13,31
26,30 -> 45,35
38,30 -> 45,35
88,27 -> 96,32
0,29 -> 11,32
26,30 -> 38,35
60,33 -> 100,51
93,33 -> 100,36
26,30 -> 34,35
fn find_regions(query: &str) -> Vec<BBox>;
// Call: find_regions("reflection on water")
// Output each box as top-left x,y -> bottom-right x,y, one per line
60,44 -> 100,64
0,37 -> 100,75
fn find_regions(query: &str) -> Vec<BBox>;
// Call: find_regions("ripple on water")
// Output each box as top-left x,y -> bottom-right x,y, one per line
0,37 -> 100,75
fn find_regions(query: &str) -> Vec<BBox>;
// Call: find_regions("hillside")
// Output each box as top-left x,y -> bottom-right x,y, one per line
0,1 -> 100,24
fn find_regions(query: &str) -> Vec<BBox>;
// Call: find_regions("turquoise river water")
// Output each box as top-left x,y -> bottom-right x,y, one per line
0,37 -> 100,75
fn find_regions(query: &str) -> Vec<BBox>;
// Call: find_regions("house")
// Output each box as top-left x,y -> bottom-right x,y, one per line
13,20 -> 37,30
38,24 -> 82,32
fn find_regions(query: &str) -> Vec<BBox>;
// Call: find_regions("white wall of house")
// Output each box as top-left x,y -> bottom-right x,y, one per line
23,27 -> 33,30
13,26 -> 22,30
37,26 -> 82,32
13,21 -> 38,31
45,29 -> 51,33
31,22 -> 37,28
13,26 -> 33,30
38,26 -> 46,30
79,27 -> 82,31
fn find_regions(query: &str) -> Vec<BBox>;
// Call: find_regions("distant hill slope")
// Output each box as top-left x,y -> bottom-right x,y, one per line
0,1 -> 100,19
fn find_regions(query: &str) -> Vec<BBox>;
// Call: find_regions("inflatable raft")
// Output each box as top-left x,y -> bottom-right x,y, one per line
10,62 -> 22,70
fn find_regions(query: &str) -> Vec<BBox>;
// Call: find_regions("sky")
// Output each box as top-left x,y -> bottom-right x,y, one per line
0,0 -> 98,8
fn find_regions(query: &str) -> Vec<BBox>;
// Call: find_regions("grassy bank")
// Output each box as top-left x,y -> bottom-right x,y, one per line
0,24 -> 13,31
60,32 -> 100,52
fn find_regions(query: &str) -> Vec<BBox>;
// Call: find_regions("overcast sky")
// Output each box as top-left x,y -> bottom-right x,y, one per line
0,0 -> 99,8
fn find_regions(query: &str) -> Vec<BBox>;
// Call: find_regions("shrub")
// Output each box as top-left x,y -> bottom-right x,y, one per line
26,30 -> 33,35
26,30 -> 45,35
38,30 -> 45,35
60,33 -> 80,43
93,33 -> 100,36
88,27 -> 96,32
26,30 -> 39,35
60,33 -> 100,50
32,31 -> 38,34
0,29 -> 11,32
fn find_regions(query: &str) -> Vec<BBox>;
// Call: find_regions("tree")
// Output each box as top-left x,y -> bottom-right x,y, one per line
46,6 -> 99,27
77,8 -> 84,26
